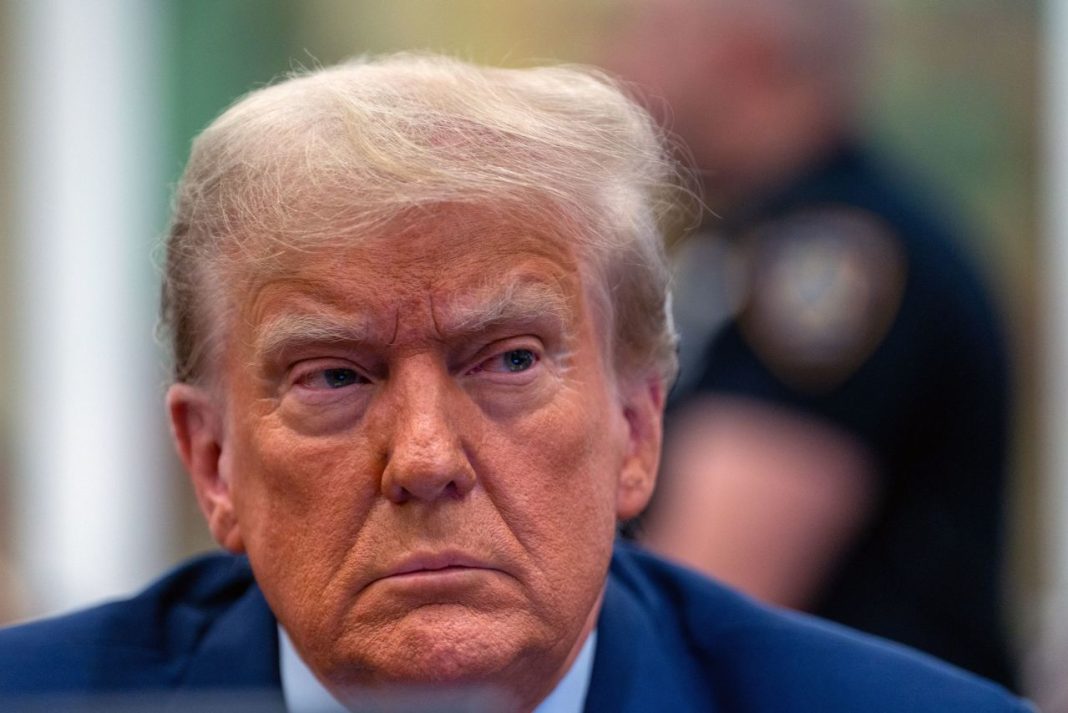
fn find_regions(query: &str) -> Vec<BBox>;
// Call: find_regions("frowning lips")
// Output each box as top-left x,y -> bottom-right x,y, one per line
373,551 -> 507,583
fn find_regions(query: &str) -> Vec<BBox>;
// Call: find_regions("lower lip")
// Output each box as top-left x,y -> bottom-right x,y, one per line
361,567 -> 510,610
391,566 -> 486,580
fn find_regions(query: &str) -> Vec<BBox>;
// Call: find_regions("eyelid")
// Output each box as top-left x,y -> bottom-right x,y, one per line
464,338 -> 544,376
288,357 -> 371,390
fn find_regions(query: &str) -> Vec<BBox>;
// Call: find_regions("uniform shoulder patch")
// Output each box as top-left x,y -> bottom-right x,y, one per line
736,206 -> 907,392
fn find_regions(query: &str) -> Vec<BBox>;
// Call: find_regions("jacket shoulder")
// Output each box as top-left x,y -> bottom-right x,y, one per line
0,553 -> 257,693
606,543 -> 1031,713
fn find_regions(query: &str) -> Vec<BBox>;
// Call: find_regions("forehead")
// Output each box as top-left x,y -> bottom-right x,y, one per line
233,206 -> 596,344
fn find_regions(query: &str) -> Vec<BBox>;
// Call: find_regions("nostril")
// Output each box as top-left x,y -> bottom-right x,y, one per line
390,485 -> 412,504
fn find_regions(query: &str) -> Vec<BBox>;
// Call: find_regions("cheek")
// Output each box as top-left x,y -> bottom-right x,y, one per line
483,384 -> 625,562
235,429 -> 394,657
229,421 -> 379,591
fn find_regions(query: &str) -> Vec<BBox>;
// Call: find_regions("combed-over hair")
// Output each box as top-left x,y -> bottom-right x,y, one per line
161,53 -> 689,386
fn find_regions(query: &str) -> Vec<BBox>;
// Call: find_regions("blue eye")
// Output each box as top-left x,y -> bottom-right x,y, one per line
500,349 -> 536,372
321,368 -> 360,389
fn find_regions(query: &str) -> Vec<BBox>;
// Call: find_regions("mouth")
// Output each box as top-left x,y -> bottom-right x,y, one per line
357,551 -> 516,608
378,552 -> 503,583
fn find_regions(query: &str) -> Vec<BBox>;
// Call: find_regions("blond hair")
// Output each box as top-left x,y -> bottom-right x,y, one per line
161,53 -> 690,387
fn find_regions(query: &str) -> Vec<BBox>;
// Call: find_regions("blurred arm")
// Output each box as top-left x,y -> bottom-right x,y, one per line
643,396 -> 878,609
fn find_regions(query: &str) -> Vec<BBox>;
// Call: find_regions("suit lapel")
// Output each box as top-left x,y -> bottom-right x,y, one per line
169,581 -> 285,710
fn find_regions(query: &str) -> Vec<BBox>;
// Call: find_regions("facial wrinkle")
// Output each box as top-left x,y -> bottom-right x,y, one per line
428,292 -> 444,341
387,306 -> 400,347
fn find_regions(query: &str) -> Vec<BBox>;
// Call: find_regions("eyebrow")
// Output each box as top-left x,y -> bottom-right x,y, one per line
255,313 -> 379,360
254,278 -> 575,359
441,279 -> 573,338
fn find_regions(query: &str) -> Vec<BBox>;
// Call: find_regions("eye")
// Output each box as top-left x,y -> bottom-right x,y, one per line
297,367 -> 365,390
477,348 -> 538,374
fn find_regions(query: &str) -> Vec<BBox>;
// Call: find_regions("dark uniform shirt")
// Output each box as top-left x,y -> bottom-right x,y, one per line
673,143 -> 1015,687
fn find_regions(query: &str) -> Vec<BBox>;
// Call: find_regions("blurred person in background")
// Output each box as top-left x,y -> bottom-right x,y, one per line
0,52 -> 1032,713
606,0 -> 1017,688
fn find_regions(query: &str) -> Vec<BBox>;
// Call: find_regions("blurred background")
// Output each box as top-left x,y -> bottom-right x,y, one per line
0,0 -> 1055,705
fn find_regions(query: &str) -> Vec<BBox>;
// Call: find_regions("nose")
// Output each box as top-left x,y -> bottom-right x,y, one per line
379,359 -> 477,504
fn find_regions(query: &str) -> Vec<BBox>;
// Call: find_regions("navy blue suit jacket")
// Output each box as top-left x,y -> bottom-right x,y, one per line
0,542 -> 1030,712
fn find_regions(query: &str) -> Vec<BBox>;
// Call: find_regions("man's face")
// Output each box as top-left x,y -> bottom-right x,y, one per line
168,206 -> 661,707
603,0 -> 761,175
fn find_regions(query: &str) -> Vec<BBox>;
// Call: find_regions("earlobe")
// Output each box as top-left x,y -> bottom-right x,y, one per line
166,384 -> 245,553
616,375 -> 665,521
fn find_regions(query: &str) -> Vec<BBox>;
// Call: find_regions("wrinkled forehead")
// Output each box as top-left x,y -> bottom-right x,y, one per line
228,201 -> 590,287
213,202 -> 614,354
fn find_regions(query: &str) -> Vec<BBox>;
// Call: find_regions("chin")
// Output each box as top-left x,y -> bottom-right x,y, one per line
326,605 -> 548,688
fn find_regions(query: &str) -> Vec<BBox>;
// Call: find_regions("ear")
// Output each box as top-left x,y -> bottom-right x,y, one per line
616,374 -> 665,521
166,383 -> 245,553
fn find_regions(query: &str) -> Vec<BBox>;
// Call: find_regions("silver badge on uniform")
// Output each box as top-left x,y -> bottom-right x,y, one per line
738,206 -> 907,391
